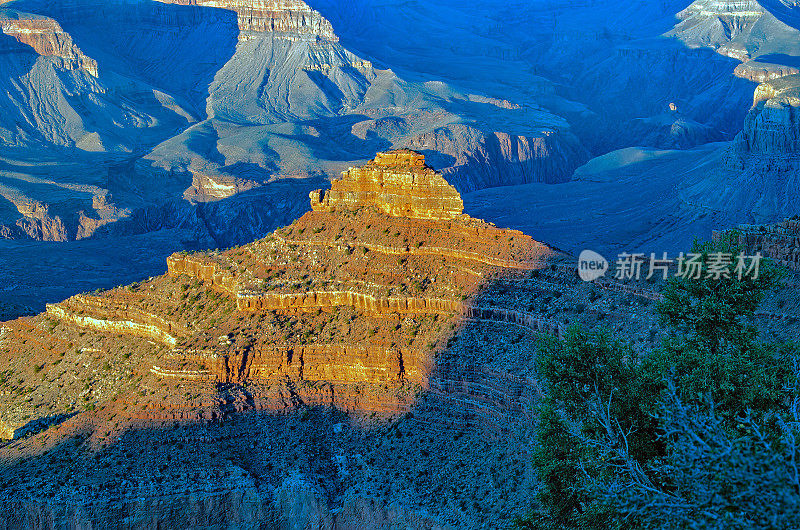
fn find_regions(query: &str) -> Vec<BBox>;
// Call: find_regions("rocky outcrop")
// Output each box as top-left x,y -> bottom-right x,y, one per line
736,74 -> 800,156
164,342 -> 429,386
46,295 -> 189,346
310,150 -> 464,220
6,199 -> 69,241
407,125 -> 588,192
715,218 -> 800,270
734,60 -> 800,83
237,290 -> 461,314
666,0 -> 800,85
159,0 -> 338,40
273,235 -> 548,270
462,306 -> 564,338
627,111 -> 722,149
0,10 -> 98,75
169,251 -> 462,314
167,253 -> 238,292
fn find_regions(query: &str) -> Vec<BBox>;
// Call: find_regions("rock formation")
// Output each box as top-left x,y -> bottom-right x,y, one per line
6,149 -> 794,526
159,0 -> 338,40
667,0 -> 768,61
667,1 -> 800,85
715,217 -> 800,270
1,150 -> 561,419
310,150 -> 464,220
406,125 -> 589,191
0,150 -> 592,527
0,9 -> 97,75
736,74 -> 800,156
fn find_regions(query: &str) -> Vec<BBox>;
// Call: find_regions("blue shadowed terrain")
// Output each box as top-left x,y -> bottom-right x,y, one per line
1,0 -> 800,316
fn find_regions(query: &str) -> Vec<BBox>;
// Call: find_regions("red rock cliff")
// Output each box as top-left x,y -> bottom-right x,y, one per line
310,149 -> 465,220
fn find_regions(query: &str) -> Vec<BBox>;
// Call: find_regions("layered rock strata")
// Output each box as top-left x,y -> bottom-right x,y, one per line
736,74 -> 800,156
715,218 -> 800,270
668,0 -> 766,61
45,295 -> 189,346
157,0 -> 338,40
160,342 -> 429,386
310,150 -> 464,220
31,151 -> 560,414
0,151 -> 577,528
0,10 -> 98,75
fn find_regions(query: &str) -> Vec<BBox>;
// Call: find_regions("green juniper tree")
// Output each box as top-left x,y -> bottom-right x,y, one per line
517,236 -> 798,529
656,236 -> 789,415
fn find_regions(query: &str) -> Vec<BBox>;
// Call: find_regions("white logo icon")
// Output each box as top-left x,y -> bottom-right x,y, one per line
578,250 -> 608,282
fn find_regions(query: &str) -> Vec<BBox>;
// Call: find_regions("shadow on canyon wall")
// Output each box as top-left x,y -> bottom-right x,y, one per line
11,0 -> 240,117
0,266 -> 551,527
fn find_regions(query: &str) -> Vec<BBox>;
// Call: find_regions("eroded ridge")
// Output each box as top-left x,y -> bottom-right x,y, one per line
716,218 -> 800,271
310,149 -> 464,220
45,294 -> 190,346
0,11 -> 98,75
2,149 -> 565,441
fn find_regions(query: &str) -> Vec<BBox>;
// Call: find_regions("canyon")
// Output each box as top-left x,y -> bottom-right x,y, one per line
3,1 -> 800,527
6,0 -> 799,319
2,150 -> 800,527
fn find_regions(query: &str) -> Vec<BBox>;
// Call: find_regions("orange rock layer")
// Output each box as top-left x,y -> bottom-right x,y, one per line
29,150 -> 563,421
163,342 -> 430,386
46,295 -> 189,345
310,150 -> 464,220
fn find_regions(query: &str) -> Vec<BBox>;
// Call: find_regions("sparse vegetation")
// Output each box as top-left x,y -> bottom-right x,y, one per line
517,238 -> 800,529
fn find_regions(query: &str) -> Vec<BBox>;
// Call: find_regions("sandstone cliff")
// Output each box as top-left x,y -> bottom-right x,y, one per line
736,74 -> 800,156
310,150 -> 464,220
159,0 -> 338,40
0,9 -> 97,75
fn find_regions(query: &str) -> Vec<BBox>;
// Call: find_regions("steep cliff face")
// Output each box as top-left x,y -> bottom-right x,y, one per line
679,74 -> 800,222
0,9 -> 97,74
716,217 -> 800,270
310,150 -> 464,219
406,124 -> 589,191
736,74 -> 800,156
159,0 -> 338,40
